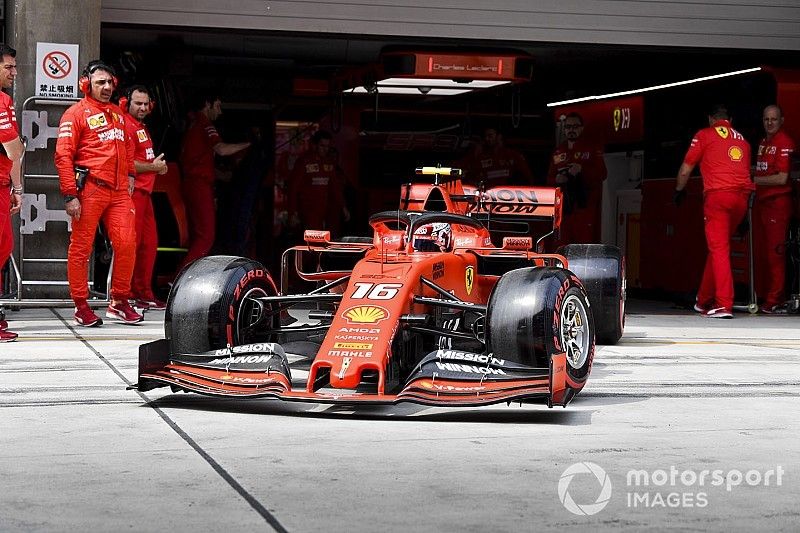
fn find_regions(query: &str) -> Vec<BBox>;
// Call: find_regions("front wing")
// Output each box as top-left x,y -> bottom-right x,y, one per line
136,341 -> 574,408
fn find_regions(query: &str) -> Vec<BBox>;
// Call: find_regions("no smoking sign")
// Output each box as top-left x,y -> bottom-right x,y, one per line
36,42 -> 79,98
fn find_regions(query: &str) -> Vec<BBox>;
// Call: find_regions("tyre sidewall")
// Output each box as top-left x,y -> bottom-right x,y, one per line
166,256 -> 277,354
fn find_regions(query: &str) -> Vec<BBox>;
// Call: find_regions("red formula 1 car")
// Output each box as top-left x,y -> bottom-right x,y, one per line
136,167 -> 625,408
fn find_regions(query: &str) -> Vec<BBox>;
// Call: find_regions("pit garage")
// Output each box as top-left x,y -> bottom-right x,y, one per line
1,2 -> 800,531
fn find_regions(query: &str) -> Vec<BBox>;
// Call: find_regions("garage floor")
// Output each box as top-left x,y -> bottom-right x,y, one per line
1,301 -> 798,532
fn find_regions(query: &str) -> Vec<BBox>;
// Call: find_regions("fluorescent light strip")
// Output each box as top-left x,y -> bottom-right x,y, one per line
379,78 -> 510,89
546,67 -> 762,107
345,87 -> 471,96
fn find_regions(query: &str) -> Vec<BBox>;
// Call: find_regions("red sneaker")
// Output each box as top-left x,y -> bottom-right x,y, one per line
74,305 -> 103,327
107,300 -> 144,324
0,319 -> 8,331
0,329 -> 18,342
134,298 -> 166,310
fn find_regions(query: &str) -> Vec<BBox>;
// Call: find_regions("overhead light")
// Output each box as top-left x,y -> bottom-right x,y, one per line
378,78 -> 510,89
546,67 -> 762,107
344,86 -> 471,96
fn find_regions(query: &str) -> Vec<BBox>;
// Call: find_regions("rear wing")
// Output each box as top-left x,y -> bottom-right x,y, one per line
463,185 -> 563,226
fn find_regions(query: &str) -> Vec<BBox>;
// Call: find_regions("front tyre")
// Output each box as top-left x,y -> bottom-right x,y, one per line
487,267 -> 595,384
166,256 -> 278,354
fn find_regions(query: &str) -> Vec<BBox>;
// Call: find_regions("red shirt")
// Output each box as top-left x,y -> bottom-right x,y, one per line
124,112 -> 157,193
755,129 -> 795,200
180,112 -> 220,183
288,151 -> 345,221
683,120 -> 753,193
547,138 -> 607,207
462,145 -> 533,185
55,97 -> 136,196
0,91 -> 19,185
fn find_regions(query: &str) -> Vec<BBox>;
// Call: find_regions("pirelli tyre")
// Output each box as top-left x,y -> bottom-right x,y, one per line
557,244 -> 625,345
487,267 -> 595,384
166,256 -> 279,354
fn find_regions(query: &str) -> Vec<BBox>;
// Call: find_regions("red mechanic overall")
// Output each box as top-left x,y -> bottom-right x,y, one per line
547,138 -> 607,244
0,90 -> 18,299
55,96 -> 137,310
288,151 -> 346,236
679,117 -> 754,317
462,144 -> 533,186
754,127 -> 795,312
179,111 -> 220,268
123,110 -> 160,304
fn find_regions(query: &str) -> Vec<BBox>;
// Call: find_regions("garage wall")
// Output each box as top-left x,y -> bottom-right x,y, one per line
101,0 -> 799,51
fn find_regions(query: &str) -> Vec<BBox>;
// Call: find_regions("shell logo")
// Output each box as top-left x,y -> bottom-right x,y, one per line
343,305 -> 389,324
728,146 -> 744,161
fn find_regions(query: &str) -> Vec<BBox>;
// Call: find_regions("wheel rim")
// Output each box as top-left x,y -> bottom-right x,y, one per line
236,287 -> 269,344
560,294 -> 590,369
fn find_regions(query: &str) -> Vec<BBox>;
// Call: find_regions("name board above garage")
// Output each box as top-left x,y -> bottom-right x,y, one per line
382,51 -> 533,82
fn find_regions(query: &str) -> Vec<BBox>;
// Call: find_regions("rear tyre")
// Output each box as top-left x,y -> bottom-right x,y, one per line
558,244 -> 625,345
166,256 -> 278,354
487,267 -> 595,384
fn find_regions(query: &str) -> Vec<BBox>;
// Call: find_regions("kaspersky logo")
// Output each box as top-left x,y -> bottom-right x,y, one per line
343,305 -> 388,324
558,462 -> 613,516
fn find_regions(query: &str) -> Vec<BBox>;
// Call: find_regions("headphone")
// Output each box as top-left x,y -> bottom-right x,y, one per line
79,60 -> 118,95
118,84 -> 156,113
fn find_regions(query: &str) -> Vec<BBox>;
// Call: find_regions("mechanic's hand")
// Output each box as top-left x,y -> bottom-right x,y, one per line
342,206 -> 351,222
568,163 -> 582,176
9,190 -> 22,215
289,212 -> 301,228
128,175 -> 135,196
65,198 -> 81,221
154,153 -> 168,175
673,189 -> 686,206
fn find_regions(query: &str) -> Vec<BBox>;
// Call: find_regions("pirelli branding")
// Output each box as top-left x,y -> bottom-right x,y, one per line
333,342 -> 373,350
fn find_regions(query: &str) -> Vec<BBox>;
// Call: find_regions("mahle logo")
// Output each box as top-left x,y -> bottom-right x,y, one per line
558,462 -> 613,516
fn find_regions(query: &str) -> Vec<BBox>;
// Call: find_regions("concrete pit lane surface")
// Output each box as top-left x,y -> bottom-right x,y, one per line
0,302 -> 798,532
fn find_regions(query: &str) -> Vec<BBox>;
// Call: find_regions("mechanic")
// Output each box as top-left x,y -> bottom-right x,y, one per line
55,60 -> 143,326
753,105 -> 795,314
0,44 -> 24,342
178,91 -> 250,270
547,112 -> 607,244
674,104 -> 754,319
120,85 -> 168,310
288,130 -> 350,237
459,127 -> 533,187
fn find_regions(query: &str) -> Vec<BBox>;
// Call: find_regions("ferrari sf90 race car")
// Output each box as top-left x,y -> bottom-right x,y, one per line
136,167 -> 625,408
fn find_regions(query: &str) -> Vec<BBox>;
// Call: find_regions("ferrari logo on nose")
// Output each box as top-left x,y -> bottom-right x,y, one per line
465,266 -> 474,295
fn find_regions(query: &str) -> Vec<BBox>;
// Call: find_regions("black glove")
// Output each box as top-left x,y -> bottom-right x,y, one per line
673,189 -> 686,206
